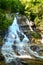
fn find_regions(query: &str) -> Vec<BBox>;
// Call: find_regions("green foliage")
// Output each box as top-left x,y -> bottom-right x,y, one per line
21,1 -> 43,27
0,10 -> 12,31
31,31 -> 41,39
0,0 -> 25,14
0,36 -> 2,42
0,0 -> 25,31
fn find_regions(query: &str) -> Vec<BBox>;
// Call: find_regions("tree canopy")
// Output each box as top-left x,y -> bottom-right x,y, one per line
0,0 -> 43,31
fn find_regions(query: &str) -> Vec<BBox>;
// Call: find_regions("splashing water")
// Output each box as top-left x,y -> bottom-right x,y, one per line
1,15 -> 43,63
26,18 -> 33,32
1,15 -> 31,63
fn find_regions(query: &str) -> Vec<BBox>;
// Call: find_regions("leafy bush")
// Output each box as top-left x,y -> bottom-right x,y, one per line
0,11 -> 12,31
0,0 -> 25,14
31,31 -> 41,39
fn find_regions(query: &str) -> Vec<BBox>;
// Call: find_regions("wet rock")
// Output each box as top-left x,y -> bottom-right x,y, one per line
30,21 -> 35,27
36,26 -> 43,33
0,54 -> 5,61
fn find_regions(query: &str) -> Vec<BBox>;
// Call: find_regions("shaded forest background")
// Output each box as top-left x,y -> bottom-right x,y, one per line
0,0 -> 43,31
0,0 -> 43,41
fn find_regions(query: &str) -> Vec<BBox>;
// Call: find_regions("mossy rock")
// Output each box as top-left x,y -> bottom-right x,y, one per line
31,31 -> 41,39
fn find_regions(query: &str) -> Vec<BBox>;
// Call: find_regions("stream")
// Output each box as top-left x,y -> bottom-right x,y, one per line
1,14 -> 43,65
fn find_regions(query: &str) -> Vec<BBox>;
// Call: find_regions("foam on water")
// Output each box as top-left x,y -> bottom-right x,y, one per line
1,16 -> 30,63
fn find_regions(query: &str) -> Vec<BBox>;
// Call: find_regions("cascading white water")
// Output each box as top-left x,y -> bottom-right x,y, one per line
26,18 -> 33,32
1,15 -> 43,63
1,16 -> 32,63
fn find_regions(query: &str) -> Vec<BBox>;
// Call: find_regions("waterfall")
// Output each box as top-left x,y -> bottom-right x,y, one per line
1,15 -> 43,63
1,16 -> 31,63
